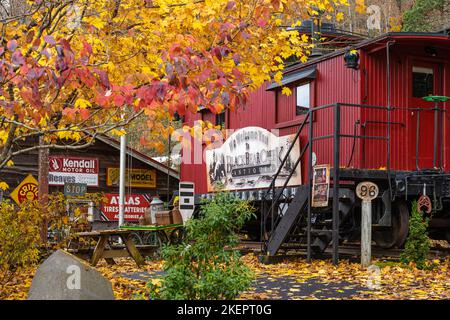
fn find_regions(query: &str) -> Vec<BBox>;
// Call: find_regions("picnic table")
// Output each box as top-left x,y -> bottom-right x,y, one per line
70,229 -> 147,267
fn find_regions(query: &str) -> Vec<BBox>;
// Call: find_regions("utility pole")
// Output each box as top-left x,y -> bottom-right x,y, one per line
38,136 -> 49,243
118,132 -> 126,228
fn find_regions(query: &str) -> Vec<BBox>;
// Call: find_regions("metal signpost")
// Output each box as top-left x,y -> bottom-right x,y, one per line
179,182 -> 195,224
356,181 -> 379,268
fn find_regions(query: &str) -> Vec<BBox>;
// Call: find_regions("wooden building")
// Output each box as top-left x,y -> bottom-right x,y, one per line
1,135 -> 179,230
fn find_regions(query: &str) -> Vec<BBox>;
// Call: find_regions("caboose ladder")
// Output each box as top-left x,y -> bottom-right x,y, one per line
266,185 -> 309,256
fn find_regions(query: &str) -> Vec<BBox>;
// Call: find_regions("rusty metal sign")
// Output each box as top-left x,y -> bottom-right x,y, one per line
418,195 -> 432,214
356,181 -> 379,202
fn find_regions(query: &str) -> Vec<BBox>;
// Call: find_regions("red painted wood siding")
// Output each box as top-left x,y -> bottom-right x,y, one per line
181,37 -> 450,194
361,44 -> 450,171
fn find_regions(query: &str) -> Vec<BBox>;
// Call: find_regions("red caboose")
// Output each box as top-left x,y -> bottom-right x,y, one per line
181,32 -> 450,260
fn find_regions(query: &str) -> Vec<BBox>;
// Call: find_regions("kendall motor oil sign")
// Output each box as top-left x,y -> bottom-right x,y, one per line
48,156 -> 99,187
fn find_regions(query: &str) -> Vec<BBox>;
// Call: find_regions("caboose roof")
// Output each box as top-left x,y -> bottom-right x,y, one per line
282,32 -> 450,76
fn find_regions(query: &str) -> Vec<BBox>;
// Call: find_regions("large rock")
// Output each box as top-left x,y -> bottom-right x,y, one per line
28,250 -> 114,300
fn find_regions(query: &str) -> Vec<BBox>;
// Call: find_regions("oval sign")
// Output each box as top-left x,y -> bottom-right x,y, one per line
356,181 -> 379,201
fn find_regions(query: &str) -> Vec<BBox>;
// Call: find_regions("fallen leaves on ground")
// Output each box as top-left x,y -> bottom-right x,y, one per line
1,254 -> 449,300
0,267 -> 36,300
95,258 -> 163,300
239,254 -> 450,300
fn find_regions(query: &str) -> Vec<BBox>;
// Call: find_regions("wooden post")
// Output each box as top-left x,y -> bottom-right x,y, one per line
361,200 -> 372,268
38,136 -> 49,244
356,181 -> 379,269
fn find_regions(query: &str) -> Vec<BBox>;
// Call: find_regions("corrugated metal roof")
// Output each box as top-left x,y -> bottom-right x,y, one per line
96,135 -> 180,179
283,32 -> 450,76
266,67 -> 316,90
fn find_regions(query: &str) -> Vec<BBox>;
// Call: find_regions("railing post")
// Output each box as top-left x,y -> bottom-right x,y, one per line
307,108 -> 314,262
440,106 -> 445,170
416,109 -> 420,171
332,103 -> 341,265
433,102 -> 439,168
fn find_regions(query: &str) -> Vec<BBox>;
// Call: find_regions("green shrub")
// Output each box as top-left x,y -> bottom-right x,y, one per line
148,192 -> 255,300
0,200 -> 41,291
400,201 -> 430,270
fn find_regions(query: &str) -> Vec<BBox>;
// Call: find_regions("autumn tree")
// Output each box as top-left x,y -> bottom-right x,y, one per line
0,0 -> 142,177
0,0 -> 350,189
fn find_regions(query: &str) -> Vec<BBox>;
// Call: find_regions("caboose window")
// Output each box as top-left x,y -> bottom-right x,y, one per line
215,111 -> 226,129
296,83 -> 310,115
412,66 -> 434,98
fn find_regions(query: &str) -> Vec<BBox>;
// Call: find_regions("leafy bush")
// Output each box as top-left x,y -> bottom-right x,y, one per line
46,193 -> 102,248
400,201 -> 430,270
0,201 -> 41,290
148,192 -> 255,300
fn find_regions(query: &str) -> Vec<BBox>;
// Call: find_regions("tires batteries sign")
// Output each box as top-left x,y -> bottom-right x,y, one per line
49,156 -> 99,187
100,193 -> 151,222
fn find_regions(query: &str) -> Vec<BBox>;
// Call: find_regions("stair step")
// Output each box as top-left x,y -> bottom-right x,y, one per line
310,229 -> 332,234
266,185 -> 309,256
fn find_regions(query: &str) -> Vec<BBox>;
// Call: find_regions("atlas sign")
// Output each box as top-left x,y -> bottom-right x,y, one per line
49,156 -> 99,186
100,193 -> 150,222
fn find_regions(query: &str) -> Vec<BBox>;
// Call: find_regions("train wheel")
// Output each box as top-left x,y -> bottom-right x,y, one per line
129,232 -> 143,245
143,231 -> 164,259
373,201 -> 409,249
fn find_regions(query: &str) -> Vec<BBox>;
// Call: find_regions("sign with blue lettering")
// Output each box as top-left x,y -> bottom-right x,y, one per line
64,183 -> 87,197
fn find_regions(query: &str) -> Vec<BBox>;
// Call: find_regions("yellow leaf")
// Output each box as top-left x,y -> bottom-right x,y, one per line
281,87 -> 292,96
0,181 -> 9,190
75,99 -> 92,109
111,128 -> 126,137
86,16 -> 105,29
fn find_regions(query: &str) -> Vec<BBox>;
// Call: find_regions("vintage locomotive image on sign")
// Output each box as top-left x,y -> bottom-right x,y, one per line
48,156 -> 99,187
205,127 -> 301,191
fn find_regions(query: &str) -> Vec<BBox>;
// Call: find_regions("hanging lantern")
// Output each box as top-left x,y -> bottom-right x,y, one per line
344,50 -> 360,69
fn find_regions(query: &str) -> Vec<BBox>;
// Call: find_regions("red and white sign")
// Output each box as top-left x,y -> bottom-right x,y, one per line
100,193 -> 150,222
48,156 -> 99,186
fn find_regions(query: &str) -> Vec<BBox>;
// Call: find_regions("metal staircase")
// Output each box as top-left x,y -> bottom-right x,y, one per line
260,103 -> 395,264
260,103 -> 352,264
266,185 -> 309,256
260,111 -> 324,260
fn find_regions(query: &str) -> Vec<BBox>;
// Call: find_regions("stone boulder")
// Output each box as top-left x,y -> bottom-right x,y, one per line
28,250 -> 114,300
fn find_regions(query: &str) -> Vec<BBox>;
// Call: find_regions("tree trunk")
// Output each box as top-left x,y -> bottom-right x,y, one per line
38,136 -> 49,244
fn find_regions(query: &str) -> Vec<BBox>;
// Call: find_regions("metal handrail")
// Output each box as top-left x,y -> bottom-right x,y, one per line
261,101 -> 447,259
260,112 -> 311,251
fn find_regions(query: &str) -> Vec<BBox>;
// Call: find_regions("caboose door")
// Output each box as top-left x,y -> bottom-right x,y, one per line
409,61 -> 443,170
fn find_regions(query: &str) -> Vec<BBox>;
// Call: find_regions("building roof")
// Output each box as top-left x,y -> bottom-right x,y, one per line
283,32 -> 450,76
96,135 -> 180,179
267,66 -> 316,90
